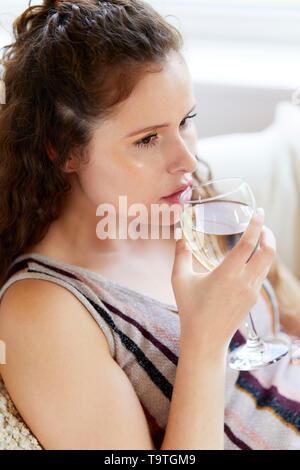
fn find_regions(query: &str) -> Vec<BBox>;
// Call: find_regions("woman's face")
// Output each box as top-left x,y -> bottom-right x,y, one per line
70,50 -> 198,230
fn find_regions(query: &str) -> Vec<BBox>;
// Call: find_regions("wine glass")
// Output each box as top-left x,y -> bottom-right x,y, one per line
179,177 -> 289,371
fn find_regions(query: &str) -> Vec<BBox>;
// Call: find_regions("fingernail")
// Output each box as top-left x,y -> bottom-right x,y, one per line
174,228 -> 183,241
256,207 -> 265,220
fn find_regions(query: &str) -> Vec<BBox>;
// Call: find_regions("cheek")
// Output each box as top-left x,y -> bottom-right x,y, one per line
76,143 -> 182,229
185,123 -> 198,154
78,158 -> 182,230
77,161 -> 111,205
77,152 -> 159,212
76,154 -> 134,212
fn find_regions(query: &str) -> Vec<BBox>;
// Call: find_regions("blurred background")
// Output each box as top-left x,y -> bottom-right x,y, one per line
1,1 -> 300,276
150,0 -> 300,137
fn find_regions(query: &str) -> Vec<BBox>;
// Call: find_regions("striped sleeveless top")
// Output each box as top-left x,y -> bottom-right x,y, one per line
0,252 -> 300,450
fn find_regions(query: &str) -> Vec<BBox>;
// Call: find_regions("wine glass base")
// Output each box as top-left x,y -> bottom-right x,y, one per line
229,339 -> 290,371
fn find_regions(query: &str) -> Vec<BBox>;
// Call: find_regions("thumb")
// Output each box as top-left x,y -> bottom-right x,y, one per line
172,236 -> 193,280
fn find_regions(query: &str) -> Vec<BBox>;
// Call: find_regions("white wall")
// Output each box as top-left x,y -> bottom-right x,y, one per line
0,0 -> 33,49
150,0 -> 300,138
192,82 -> 292,138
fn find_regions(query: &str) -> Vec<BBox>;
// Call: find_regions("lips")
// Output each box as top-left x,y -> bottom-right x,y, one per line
162,180 -> 193,199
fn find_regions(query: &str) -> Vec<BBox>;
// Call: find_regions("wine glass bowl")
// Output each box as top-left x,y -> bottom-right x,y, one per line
179,177 -> 289,371
180,178 -> 255,271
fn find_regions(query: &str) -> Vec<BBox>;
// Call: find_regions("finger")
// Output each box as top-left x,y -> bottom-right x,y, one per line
172,236 -> 193,280
217,207 -> 265,275
245,225 -> 276,286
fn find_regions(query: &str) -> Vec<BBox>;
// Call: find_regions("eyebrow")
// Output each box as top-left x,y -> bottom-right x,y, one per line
124,104 -> 197,139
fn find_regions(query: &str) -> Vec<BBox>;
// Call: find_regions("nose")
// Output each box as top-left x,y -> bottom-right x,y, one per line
167,135 -> 198,175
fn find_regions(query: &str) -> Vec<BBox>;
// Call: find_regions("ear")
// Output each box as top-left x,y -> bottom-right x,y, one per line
45,139 -> 57,162
63,154 -> 79,173
45,139 -> 78,172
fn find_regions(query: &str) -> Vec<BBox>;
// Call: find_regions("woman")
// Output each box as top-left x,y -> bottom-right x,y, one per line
0,0 -> 299,450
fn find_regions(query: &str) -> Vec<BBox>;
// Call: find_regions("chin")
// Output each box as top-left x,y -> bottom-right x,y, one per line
148,212 -> 181,241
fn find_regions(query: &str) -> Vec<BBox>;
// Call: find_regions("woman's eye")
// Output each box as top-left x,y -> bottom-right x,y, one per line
135,133 -> 158,149
180,113 -> 197,128
133,113 -> 197,150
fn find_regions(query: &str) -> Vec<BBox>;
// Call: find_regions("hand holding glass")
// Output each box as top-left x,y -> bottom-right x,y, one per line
179,177 -> 289,371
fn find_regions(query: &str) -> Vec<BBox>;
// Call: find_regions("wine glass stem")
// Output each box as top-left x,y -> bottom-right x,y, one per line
245,313 -> 264,350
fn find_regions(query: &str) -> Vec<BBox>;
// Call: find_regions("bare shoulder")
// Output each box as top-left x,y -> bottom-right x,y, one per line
0,276 -> 108,337
0,278 -> 155,450
0,277 -> 111,359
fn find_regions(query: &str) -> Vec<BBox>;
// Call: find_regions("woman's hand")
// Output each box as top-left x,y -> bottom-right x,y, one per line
171,208 -> 276,353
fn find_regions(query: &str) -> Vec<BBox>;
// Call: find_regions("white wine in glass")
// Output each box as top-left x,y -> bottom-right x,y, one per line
179,177 -> 289,371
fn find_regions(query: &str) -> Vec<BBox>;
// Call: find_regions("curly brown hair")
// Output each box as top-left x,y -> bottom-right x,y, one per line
0,0 -> 184,287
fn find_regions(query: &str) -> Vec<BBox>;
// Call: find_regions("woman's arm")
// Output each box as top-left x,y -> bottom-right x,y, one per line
0,279 -> 156,450
160,335 -> 227,450
162,211 -> 276,450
